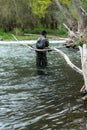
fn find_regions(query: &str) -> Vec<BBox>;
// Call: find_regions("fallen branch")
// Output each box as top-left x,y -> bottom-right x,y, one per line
63,23 -> 71,32
53,47 -> 82,75
63,23 -> 78,38
80,6 -> 87,16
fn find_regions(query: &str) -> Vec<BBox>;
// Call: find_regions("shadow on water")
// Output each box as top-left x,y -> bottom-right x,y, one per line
0,43 -> 87,130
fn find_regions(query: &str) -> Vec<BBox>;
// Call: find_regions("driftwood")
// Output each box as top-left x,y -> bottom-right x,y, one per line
53,47 -> 82,75
63,23 -> 78,48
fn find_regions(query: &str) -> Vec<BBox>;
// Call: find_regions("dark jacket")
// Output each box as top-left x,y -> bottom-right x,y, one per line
36,36 -> 49,67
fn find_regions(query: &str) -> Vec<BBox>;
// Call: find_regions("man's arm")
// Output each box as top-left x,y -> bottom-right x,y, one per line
45,39 -> 49,47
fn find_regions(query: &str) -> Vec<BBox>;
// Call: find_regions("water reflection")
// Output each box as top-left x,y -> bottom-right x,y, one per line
0,43 -> 86,130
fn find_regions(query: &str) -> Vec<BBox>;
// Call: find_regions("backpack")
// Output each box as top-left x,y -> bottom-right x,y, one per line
36,39 -> 45,49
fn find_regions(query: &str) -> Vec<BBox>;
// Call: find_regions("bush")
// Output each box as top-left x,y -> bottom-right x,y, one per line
24,28 -> 68,37
0,29 -> 12,40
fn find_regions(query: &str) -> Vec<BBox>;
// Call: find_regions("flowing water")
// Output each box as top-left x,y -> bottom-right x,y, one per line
0,42 -> 86,130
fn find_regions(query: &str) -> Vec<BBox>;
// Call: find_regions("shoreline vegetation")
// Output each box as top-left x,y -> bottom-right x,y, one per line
0,28 -> 68,41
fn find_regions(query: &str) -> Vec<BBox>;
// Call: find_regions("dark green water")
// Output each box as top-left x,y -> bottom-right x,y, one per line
0,43 -> 86,130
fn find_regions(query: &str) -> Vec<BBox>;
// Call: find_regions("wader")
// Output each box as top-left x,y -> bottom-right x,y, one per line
36,36 -> 49,68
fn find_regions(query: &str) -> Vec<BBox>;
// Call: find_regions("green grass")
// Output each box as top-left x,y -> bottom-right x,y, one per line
0,28 -> 68,40
0,32 -> 13,40
24,28 -> 68,37
0,31 -> 39,40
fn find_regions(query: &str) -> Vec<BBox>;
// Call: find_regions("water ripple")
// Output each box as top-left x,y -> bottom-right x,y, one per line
0,44 -> 85,130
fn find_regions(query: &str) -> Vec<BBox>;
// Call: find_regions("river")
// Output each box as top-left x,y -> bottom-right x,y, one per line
0,41 -> 86,130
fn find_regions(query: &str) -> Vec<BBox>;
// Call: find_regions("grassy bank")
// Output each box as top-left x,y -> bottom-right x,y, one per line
0,32 -> 39,41
0,28 -> 68,40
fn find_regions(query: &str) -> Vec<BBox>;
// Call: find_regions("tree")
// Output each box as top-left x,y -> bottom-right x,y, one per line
55,0 -> 75,28
0,0 -> 87,33
0,0 -> 37,31
0,0 -> 16,31
55,0 -> 87,33
29,0 -> 51,18
42,2 -> 60,29
13,0 -> 36,30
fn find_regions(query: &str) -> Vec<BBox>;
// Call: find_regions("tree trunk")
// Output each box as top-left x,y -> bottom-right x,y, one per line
71,0 -> 87,32
79,44 -> 87,91
55,0 -> 74,27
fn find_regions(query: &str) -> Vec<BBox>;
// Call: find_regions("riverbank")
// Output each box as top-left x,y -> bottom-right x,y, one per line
0,28 -> 68,41
0,33 -> 67,41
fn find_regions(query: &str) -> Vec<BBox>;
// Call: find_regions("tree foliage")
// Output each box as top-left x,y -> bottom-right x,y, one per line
29,0 -> 51,18
0,0 -> 87,33
59,0 -> 70,6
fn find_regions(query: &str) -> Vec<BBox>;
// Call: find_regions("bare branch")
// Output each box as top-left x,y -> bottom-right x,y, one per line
80,6 -> 87,16
53,47 -> 82,75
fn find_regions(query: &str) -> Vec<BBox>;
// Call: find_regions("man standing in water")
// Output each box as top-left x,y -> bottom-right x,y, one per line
36,30 -> 49,68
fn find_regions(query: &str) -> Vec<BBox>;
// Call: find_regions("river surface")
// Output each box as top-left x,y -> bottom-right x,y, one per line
0,42 -> 86,130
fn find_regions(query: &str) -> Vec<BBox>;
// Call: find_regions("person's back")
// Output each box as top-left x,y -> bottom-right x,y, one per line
36,30 -> 49,68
